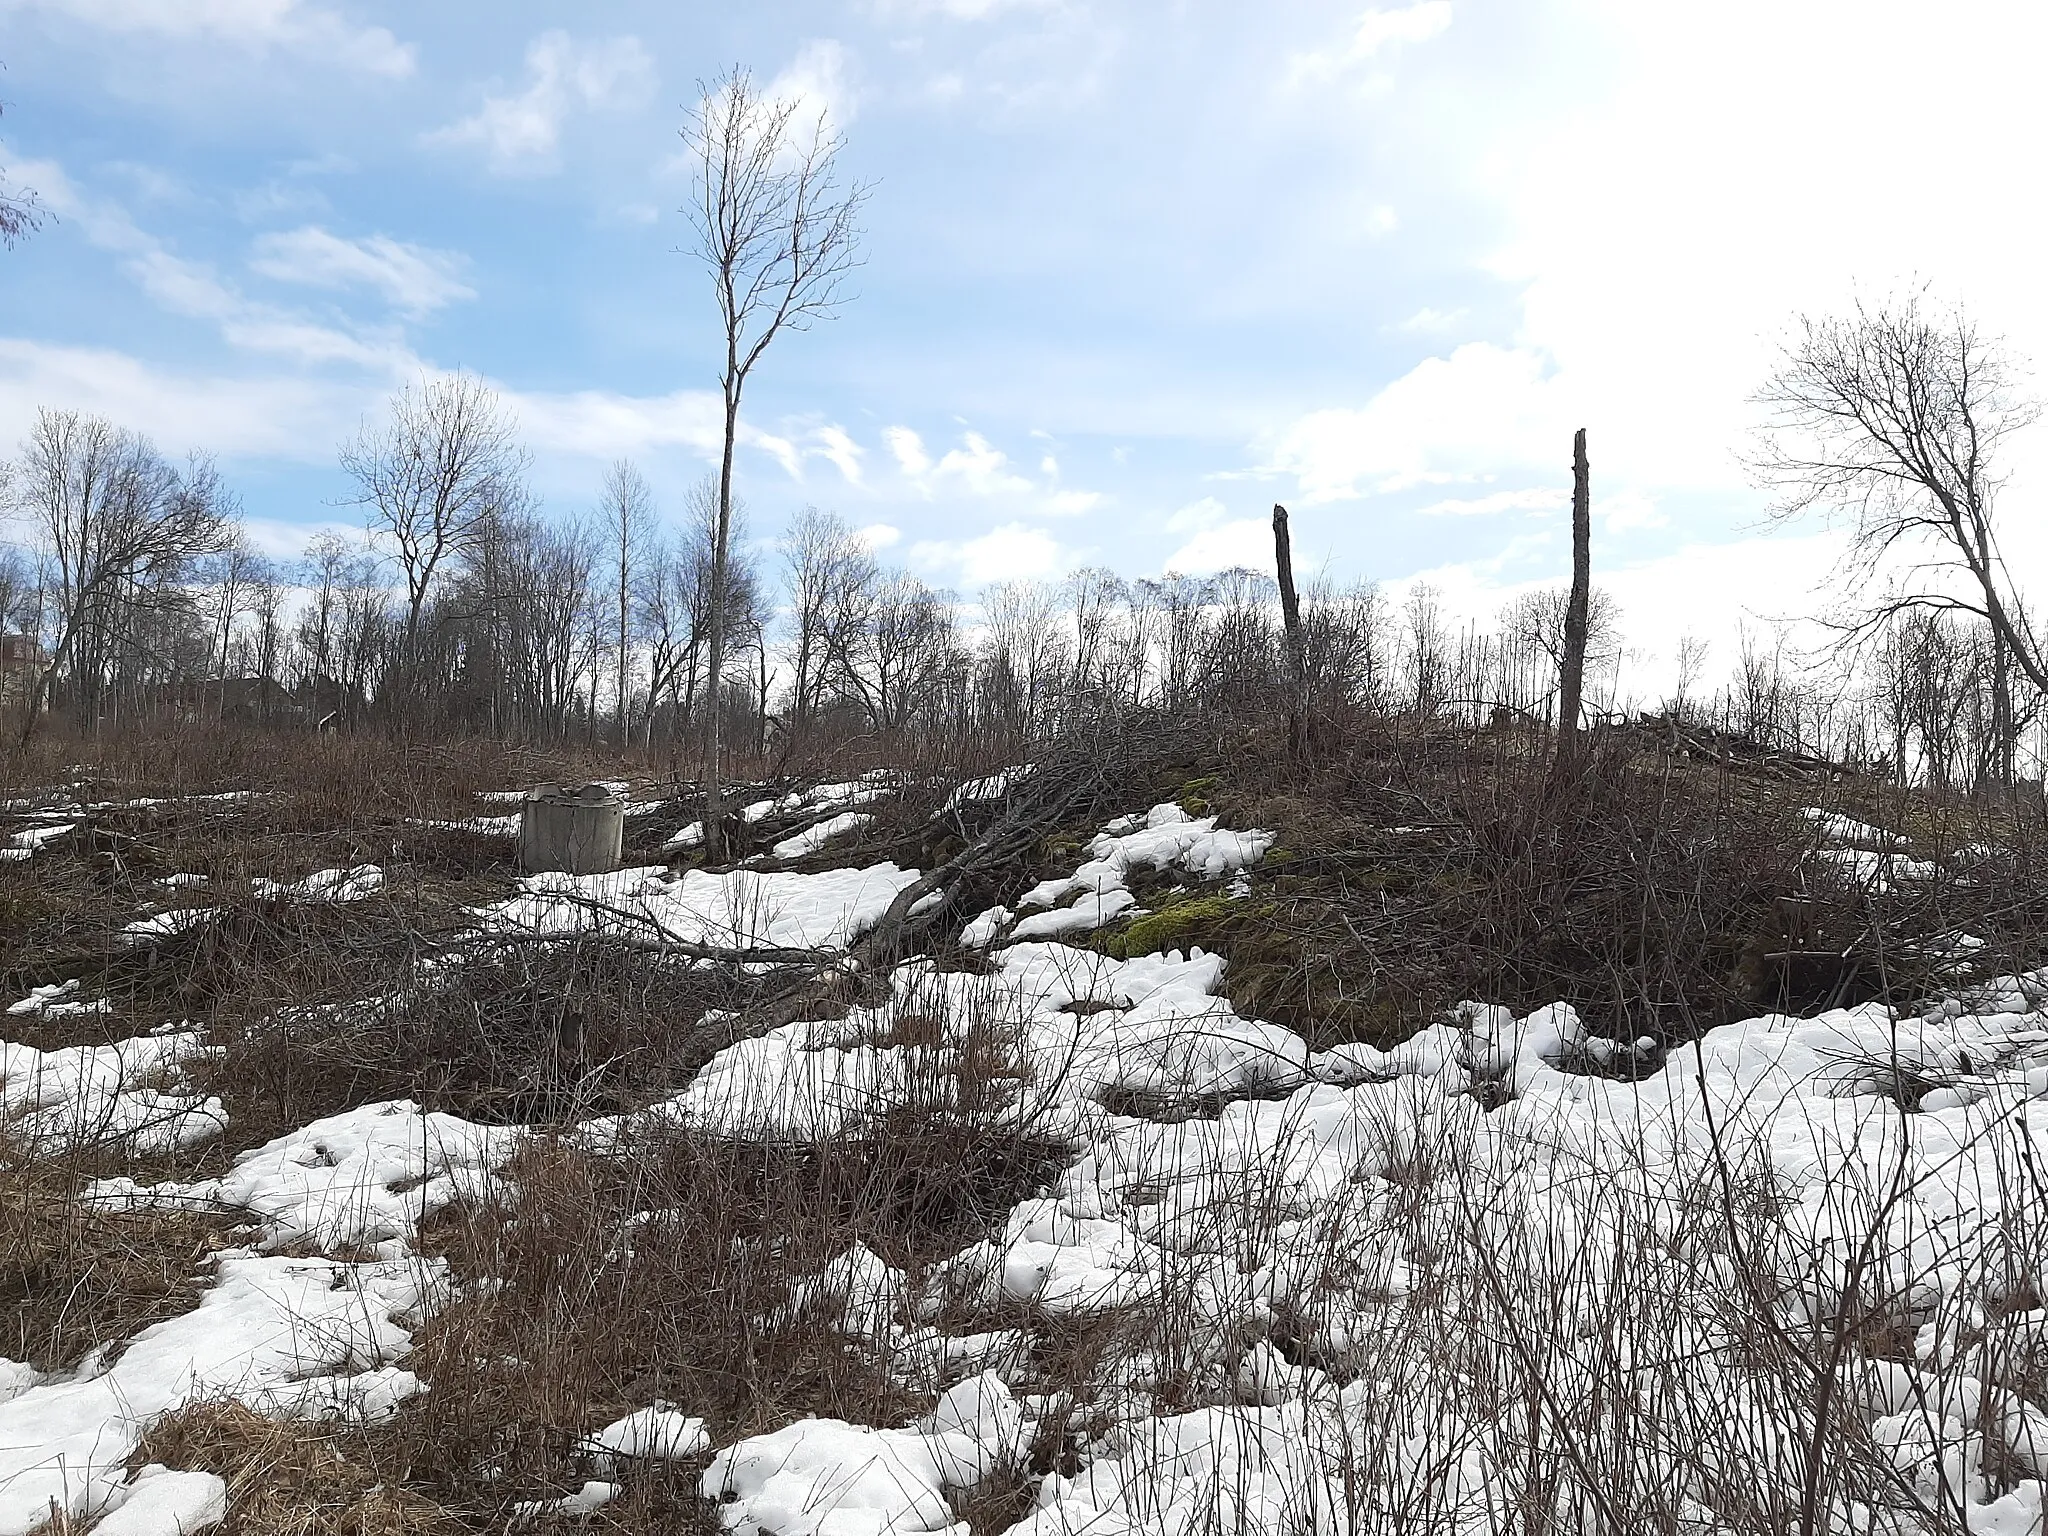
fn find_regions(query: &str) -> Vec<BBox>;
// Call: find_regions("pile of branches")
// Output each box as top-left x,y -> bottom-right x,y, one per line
1592,712 -> 1881,783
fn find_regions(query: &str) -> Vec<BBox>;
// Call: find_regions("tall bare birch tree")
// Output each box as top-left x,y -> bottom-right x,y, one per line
682,68 -> 865,856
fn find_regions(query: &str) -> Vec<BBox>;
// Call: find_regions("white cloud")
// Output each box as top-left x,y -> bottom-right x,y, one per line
249,226 -> 474,317
428,32 -> 656,175
505,386 -> 811,484
1165,518 -> 1274,577
769,39 -> 857,133
1267,343 -> 1574,503
750,430 -> 803,479
35,164 -> 416,372
865,0 -> 1056,18
1393,306 -> 1469,333
885,423 -> 1109,517
856,522 -> 901,551
810,424 -> 865,484
887,426 -> 1030,497
510,386 -> 722,459
912,522 -> 1066,585
931,431 -> 1031,495
1442,1 -> 2048,520
1416,488 -> 1563,517
0,338 -> 374,459
1390,531 -> 1847,703
1248,0 -> 2048,655
883,425 -> 931,477
1596,489 -> 1666,534
4,0 -> 414,76
1291,2 -> 1453,85
1165,495 -> 1229,534
241,515 -> 361,560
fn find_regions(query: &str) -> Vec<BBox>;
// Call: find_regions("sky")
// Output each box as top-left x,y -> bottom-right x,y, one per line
3,0 -> 2048,692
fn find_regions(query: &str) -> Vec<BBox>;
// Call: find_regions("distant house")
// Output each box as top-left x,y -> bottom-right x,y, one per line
0,634 -> 48,713
142,676 -> 302,724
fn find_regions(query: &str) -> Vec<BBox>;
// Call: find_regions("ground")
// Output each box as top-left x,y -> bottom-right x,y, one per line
5,724 -> 2048,1535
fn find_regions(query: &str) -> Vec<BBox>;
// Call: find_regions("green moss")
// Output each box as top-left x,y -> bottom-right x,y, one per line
1178,776 -> 1218,816
1104,894 -> 1238,959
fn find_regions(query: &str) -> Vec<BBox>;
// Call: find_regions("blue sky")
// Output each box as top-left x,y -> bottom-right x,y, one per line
4,0 -> 2047,684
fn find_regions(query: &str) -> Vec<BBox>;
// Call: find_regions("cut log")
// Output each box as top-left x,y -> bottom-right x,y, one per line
518,784 -> 626,876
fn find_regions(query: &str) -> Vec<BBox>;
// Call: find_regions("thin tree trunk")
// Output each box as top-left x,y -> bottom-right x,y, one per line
616,548 -> 630,743
18,663 -> 55,747
1555,428 -> 1592,772
703,389 -> 738,858
1272,503 -> 1308,756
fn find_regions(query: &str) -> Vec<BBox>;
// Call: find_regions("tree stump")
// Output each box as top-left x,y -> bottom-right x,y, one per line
518,784 -> 625,875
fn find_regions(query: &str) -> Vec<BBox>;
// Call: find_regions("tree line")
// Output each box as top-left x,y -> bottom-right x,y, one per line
4,53 -> 2045,792
1,358 -> 2042,794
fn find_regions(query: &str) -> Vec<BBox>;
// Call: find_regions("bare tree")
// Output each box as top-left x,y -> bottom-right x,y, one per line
2,408 -> 235,741
781,506 -> 873,736
246,560 -> 286,707
1271,505 -> 1308,751
1753,291 -> 2046,785
979,579 -> 1067,740
338,374 -> 527,707
1403,583 -> 1451,719
682,67 -> 867,855
296,531 -> 352,687
637,528 -> 699,747
1138,572 -> 1213,710
1665,633 -> 1710,718
1501,583 -> 1621,716
205,535 -> 262,693
859,571 -> 954,735
0,542 -> 31,633
1064,565 -> 1128,708
599,459 -> 654,737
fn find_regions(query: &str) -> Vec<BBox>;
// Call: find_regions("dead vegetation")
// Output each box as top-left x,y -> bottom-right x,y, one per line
1048,718 -> 2048,1053
8,714 -> 2048,1531
1,1133 -> 244,1373
131,1402 -> 460,1536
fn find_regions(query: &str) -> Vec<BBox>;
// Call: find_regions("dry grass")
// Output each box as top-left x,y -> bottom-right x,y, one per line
9,717 -> 2048,1531
194,936 -> 768,1148
1143,722 -> 2042,1052
0,1135 -> 244,1372
132,1402 -> 458,1536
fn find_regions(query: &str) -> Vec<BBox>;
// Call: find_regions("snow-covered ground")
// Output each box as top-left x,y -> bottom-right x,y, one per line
5,794 -> 2048,1532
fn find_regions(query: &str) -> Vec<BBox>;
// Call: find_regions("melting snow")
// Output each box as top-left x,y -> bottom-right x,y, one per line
250,864 -> 384,903
0,1032 -> 225,1155
998,803 -> 1272,943
772,811 -> 876,861
473,862 -> 924,953
13,789 -> 2048,1532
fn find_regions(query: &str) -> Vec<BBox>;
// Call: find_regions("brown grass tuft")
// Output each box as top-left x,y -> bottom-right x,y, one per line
1,1142 -> 243,1372
131,1402 -> 457,1536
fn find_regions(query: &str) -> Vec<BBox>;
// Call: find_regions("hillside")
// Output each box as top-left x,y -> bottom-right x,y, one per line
4,726 -> 2048,1534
